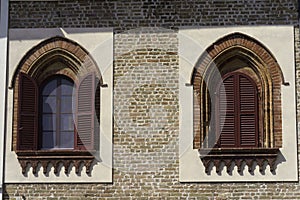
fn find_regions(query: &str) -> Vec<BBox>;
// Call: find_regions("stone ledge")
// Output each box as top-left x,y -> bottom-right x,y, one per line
199,148 -> 279,174
16,150 -> 95,175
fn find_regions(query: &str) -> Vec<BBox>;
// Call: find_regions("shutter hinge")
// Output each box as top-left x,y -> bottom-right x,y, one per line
283,82 -> 290,86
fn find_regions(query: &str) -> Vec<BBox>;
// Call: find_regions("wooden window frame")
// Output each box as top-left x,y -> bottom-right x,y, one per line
40,75 -> 75,150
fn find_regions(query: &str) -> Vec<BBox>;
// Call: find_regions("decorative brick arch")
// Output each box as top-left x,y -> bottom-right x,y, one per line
192,32 -> 284,150
11,36 -> 102,153
11,36 -> 102,87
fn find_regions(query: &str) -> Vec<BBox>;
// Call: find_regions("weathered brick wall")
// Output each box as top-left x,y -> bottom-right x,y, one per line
9,0 -> 298,31
5,0 -> 300,199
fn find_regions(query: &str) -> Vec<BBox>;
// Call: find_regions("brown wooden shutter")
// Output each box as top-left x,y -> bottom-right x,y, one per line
217,73 -> 258,148
218,75 -> 236,147
17,73 -> 38,150
76,74 -> 95,150
239,76 -> 258,147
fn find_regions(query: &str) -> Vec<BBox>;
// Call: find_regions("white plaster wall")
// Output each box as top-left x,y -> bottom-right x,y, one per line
179,26 -> 298,182
0,0 -> 9,197
5,28 -> 113,183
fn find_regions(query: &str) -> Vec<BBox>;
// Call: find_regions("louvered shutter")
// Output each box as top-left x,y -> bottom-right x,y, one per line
76,74 -> 95,150
239,76 -> 258,147
17,73 -> 38,150
217,73 -> 258,148
218,75 -> 236,147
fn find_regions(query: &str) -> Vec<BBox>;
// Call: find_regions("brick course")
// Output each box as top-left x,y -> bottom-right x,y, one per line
9,0 -> 298,31
5,0 -> 300,199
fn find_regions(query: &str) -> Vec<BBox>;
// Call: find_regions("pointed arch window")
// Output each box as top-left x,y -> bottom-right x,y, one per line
12,37 -> 103,175
191,33 -> 285,174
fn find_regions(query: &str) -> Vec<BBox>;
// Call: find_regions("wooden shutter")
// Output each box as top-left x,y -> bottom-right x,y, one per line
17,73 -> 38,150
217,73 -> 258,148
76,74 -> 95,150
218,75 -> 236,147
239,76 -> 258,147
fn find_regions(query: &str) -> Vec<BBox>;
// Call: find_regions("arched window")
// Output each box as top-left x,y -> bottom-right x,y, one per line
41,76 -> 75,149
13,37 -> 102,175
192,33 -> 284,174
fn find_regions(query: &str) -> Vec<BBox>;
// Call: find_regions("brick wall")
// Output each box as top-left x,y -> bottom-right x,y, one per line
9,0 -> 298,31
5,0 -> 300,199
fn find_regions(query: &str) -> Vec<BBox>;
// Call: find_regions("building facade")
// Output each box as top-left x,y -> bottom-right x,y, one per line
2,0 -> 300,199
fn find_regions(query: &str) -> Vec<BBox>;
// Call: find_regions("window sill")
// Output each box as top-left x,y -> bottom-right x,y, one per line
198,148 -> 279,174
16,150 -> 95,175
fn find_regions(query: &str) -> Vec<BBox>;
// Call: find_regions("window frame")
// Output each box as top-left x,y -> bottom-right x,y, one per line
40,75 -> 76,150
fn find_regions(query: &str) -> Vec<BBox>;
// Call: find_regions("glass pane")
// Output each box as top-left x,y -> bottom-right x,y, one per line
42,131 -> 55,149
61,79 -> 74,95
61,96 -> 73,113
60,114 -> 74,131
42,114 -> 56,131
43,96 -> 56,113
42,79 -> 57,95
59,131 -> 74,148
